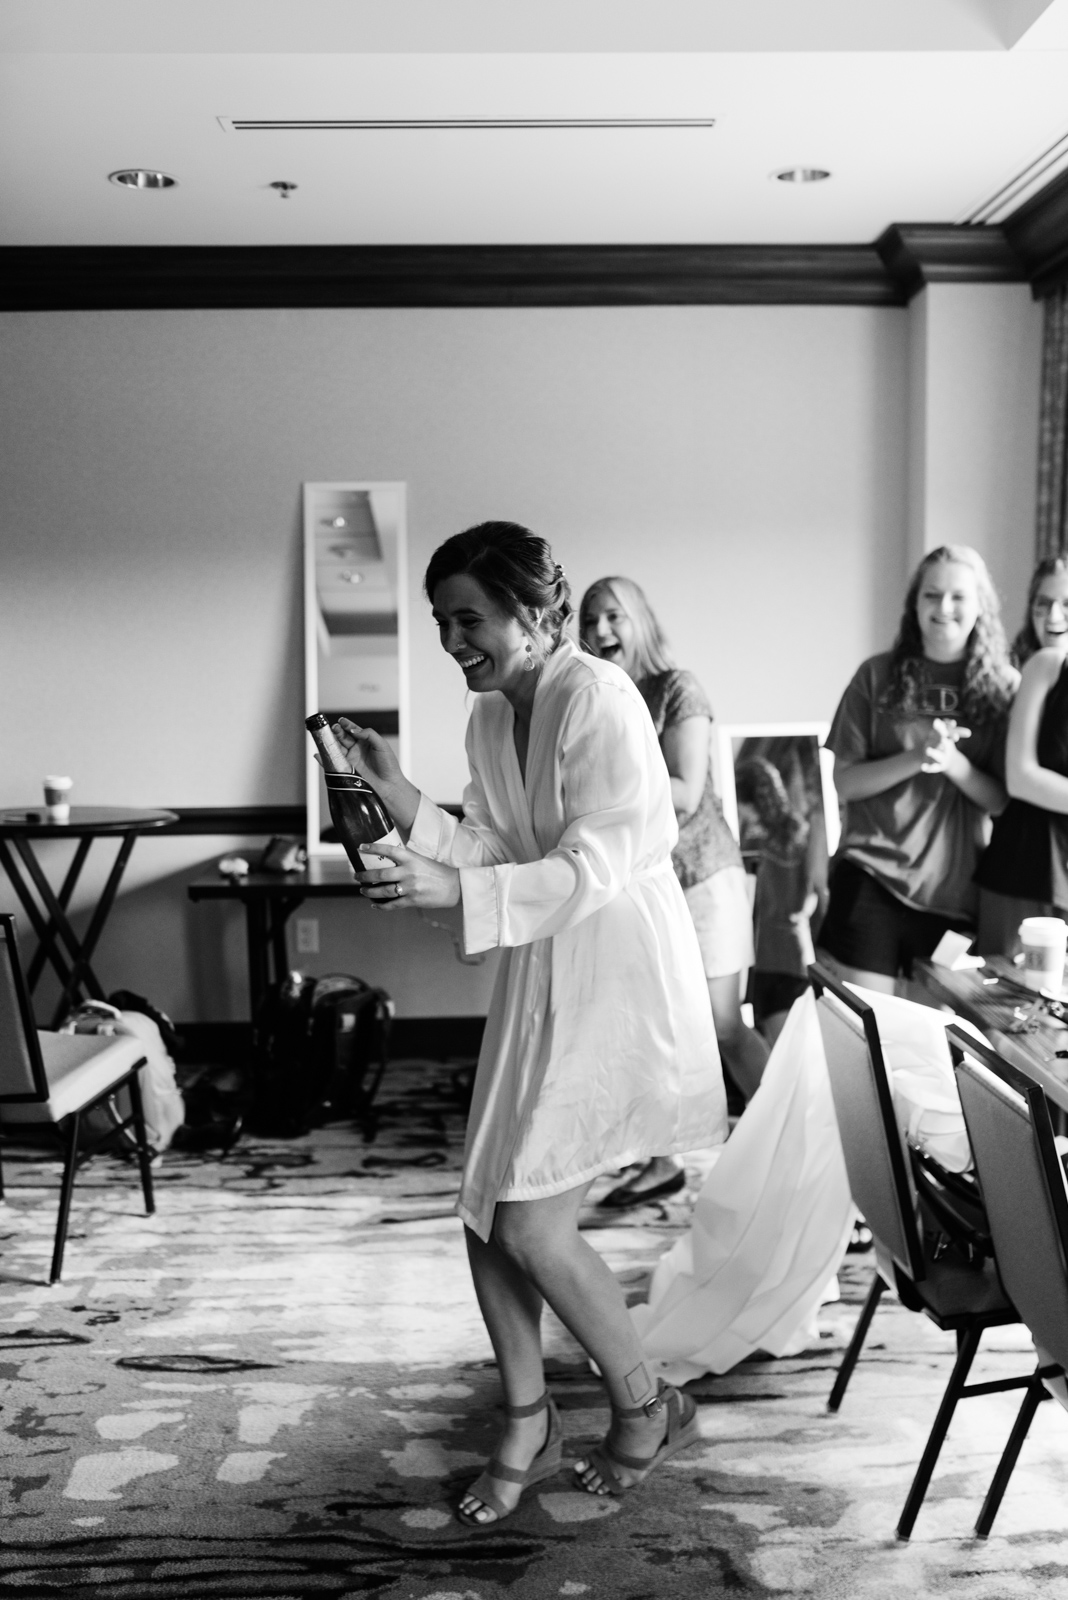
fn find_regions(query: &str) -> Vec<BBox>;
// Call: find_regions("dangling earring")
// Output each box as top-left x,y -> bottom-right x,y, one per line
523,637 -> 535,672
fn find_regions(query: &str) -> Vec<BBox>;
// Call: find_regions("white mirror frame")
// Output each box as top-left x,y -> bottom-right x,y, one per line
303,481 -> 410,858
713,721 -> 839,858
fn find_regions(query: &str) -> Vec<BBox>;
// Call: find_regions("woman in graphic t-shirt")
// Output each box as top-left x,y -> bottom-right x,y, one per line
817,545 -> 1016,995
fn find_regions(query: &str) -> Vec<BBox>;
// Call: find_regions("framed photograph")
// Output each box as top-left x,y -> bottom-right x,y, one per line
714,722 -> 839,861
303,481 -> 409,858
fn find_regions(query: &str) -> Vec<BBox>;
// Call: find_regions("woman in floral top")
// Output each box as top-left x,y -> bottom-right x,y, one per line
581,576 -> 769,1206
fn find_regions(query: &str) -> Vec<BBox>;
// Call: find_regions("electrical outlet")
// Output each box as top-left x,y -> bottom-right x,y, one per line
296,918 -> 320,955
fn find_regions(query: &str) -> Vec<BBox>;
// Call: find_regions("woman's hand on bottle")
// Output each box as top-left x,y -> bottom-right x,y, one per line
332,719 -> 403,788
331,718 -> 422,833
356,839 -> 461,910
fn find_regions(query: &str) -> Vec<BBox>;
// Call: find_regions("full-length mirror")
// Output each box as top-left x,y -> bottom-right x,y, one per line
304,482 -> 409,857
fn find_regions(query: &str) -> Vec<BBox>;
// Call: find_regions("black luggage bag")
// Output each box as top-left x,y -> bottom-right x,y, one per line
249,972 -> 394,1139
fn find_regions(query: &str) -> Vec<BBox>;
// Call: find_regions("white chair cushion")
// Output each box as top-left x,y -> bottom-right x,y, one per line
1,1033 -> 145,1125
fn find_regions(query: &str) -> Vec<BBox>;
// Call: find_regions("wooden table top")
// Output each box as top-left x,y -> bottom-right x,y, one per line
916,955 -> 1068,1114
188,856 -> 364,899
0,805 -> 178,837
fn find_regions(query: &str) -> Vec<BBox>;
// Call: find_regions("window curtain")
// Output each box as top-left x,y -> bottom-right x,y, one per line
1036,283 -> 1068,561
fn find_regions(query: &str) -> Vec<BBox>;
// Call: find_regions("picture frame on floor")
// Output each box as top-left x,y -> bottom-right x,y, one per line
714,722 -> 838,863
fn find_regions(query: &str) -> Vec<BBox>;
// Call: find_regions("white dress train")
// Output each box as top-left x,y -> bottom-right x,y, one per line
631,989 -> 855,1382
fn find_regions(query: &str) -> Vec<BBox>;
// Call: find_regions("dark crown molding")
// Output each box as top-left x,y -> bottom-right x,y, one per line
1004,165 -> 1068,298
875,224 -> 1026,300
0,209 -> 1062,311
0,242 -> 903,310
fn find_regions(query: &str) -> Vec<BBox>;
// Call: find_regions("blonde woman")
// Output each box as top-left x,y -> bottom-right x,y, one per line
580,577 -> 768,1208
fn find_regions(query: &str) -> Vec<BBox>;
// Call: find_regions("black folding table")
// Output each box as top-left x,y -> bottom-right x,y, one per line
0,806 -> 178,1025
187,857 -> 364,1019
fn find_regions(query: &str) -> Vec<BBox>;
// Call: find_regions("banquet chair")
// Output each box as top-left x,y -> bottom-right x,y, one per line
0,913 -> 155,1283
951,1025 -> 1068,1538
810,963 -> 1029,1540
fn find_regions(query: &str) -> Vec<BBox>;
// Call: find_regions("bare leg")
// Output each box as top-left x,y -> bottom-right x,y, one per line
458,1225 -> 550,1524
489,1185 -> 674,1496
757,1008 -> 791,1047
708,973 -> 769,1101
814,947 -> 898,996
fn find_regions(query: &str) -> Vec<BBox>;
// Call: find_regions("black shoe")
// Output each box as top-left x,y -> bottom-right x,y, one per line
598,1168 -> 687,1210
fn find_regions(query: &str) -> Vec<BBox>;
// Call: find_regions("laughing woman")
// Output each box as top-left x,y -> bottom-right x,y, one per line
331,523 -> 726,1520
818,545 -> 1015,993
580,577 -> 769,1209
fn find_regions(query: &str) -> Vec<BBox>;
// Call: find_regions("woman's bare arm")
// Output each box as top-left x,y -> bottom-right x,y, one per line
660,715 -> 710,820
1007,649 -> 1068,812
832,749 -> 925,802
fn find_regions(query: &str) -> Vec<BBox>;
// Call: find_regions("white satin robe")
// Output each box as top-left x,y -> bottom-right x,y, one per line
408,637 -> 727,1241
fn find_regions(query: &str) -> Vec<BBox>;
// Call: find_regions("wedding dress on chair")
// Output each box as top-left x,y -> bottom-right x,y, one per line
632,982 -> 974,1382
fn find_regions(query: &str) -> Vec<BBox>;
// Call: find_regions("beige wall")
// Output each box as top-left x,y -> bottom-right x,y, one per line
2,303 -> 917,1019
906,281 -> 1043,632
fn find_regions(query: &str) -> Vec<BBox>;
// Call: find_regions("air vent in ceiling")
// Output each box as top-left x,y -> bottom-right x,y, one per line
964,127 -> 1068,225
218,116 -> 715,133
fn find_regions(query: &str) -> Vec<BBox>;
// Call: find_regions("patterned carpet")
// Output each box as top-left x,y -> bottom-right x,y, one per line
2,1059 -> 1068,1600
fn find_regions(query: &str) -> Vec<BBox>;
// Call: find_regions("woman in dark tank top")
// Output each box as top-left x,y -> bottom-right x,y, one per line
976,557 -> 1068,953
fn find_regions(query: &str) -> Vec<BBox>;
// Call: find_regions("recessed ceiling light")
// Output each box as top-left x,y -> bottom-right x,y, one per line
109,170 -> 177,190
773,167 -> 831,184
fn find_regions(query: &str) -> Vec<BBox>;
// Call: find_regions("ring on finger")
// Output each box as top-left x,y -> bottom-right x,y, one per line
394,882 -> 404,898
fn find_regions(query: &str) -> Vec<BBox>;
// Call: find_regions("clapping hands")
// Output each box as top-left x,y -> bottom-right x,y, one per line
921,717 -> 972,775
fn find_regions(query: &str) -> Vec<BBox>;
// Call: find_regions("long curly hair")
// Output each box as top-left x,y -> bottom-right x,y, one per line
1012,556 -> 1068,666
881,545 -> 1015,725
735,757 -> 809,864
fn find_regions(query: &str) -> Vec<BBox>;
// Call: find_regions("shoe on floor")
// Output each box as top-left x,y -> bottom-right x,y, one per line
598,1167 -> 686,1210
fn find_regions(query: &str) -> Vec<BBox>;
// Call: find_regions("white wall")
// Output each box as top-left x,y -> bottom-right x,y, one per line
0,303 -> 912,1020
906,281 -> 1043,631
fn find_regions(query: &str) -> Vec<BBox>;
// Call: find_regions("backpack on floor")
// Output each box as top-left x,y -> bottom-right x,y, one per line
59,996 -> 186,1154
248,971 -> 394,1139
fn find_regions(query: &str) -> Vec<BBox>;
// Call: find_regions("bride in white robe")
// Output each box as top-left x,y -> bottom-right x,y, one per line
333,521 -> 726,1524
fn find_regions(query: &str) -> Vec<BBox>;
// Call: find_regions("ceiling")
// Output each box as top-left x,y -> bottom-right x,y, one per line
4,0 -> 1068,248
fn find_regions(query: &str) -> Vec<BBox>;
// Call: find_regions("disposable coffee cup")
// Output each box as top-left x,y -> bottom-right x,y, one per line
1018,916 -> 1068,993
43,775 -> 72,823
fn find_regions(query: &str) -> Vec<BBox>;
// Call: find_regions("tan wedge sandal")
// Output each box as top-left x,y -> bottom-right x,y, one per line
574,1379 -> 700,1495
457,1391 -> 563,1526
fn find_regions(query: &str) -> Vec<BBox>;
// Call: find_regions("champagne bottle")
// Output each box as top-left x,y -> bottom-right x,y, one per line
304,711 -> 352,774
304,713 -> 403,874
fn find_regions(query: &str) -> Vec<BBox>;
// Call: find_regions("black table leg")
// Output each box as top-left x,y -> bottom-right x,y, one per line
26,837 -> 92,991
0,838 -> 78,996
53,833 -> 137,1022
1,831 -> 143,1025
243,892 -> 305,1018
245,898 -> 271,1019
12,834 -> 102,999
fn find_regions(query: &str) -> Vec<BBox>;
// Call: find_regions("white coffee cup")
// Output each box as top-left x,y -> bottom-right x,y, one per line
1019,916 -> 1068,993
43,774 -> 72,823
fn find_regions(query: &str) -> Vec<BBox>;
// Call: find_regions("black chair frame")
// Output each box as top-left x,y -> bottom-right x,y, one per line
810,963 -> 1031,1540
948,1023 -> 1068,1538
0,912 -> 155,1282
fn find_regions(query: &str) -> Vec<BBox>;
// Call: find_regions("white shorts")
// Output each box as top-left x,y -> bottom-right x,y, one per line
683,866 -> 755,980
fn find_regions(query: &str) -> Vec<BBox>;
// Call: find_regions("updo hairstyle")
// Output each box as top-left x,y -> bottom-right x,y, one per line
424,521 -> 573,647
